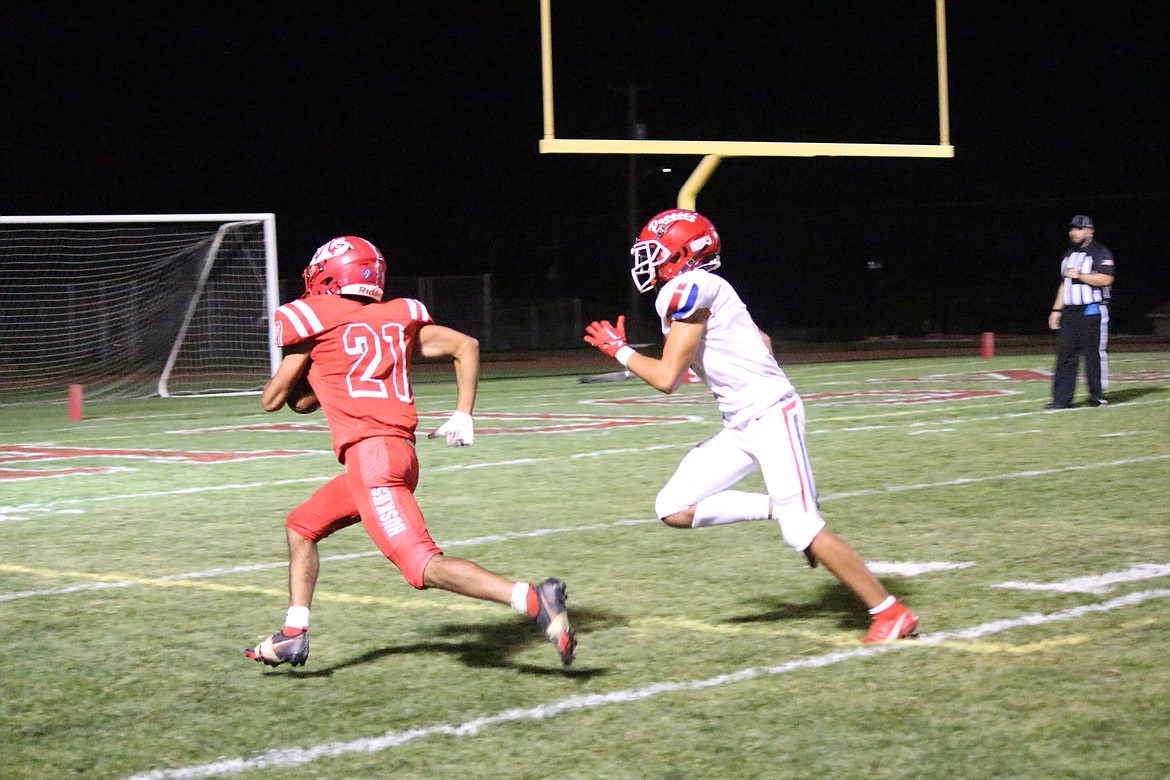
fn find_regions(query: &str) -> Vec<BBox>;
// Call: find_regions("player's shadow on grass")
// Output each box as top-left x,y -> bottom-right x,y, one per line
724,580 -> 916,633
281,606 -> 616,679
1099,386 -> 1162,404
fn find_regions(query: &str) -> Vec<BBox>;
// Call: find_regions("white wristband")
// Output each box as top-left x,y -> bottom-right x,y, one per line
614,345 -> 635,367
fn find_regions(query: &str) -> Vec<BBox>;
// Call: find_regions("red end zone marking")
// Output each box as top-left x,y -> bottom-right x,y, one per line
0,445 -> 319,482
871,369 -> 1052,383
0,444 -> 316,464
584,395 -> 710,406
871,369 -> 1170,383
0,466 -> 134,481
802,389 -> 1014,405
589,390 -> 1015,406
448,411 -> 698,434
174,412 -> 698,436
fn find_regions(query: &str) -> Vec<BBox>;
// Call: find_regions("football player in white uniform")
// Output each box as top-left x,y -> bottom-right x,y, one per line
585,209 -> 917,644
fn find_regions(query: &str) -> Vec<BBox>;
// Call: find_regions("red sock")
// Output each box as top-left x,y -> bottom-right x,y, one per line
526,586 -> 539,617
282,626 -> 305,636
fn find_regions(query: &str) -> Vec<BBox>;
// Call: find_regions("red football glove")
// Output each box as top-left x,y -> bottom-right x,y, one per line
584,315 -> 633,365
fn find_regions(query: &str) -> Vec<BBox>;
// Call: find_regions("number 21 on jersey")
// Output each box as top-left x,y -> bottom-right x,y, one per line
342,322 -> 411,402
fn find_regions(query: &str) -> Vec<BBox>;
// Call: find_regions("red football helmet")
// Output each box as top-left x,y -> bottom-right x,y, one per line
302,236 -> 385,301
630,209 -> 721,292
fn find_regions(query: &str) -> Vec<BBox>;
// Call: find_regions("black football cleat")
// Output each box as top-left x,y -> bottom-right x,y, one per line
532,578 -> 576,666
245,629 -> 309,667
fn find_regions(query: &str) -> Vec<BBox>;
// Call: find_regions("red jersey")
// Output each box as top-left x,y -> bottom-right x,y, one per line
274,295 -> 433,462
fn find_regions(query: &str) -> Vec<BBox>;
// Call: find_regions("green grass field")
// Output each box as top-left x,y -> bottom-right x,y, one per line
2,350 -> 1168,780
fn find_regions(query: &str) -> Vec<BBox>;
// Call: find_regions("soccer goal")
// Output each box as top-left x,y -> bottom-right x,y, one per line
0,213 -> 279,403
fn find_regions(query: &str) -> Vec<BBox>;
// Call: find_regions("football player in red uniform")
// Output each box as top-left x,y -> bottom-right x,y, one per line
245,236 -> 575,668
585,210 -> 917,645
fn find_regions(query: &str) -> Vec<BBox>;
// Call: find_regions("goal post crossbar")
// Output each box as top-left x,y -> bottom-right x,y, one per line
0,213 -> 277,224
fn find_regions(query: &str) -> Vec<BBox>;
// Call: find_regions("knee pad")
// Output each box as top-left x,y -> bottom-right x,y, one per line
770,493 -> 826,551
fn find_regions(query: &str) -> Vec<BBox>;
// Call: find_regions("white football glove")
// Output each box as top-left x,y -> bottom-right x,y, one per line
428,411 -> 475,447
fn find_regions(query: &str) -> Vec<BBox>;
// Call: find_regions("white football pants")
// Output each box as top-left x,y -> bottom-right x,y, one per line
655,394 -> 825,550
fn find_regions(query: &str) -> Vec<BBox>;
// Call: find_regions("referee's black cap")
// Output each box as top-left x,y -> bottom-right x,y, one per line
1069,214 -> 1094,228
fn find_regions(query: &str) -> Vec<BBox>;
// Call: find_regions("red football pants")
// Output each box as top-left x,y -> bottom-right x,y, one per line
285,436 -> 441,588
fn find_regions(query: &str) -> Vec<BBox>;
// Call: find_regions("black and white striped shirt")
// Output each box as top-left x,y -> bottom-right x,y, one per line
1061,240 -> 1114,306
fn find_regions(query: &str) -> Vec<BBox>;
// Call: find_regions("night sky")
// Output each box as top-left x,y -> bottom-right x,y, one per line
3,1 -> 1167,339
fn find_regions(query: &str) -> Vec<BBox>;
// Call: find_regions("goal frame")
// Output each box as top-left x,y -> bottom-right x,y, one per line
0,212 -> 280,397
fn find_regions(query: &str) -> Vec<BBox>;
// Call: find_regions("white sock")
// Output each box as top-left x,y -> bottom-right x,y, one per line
691,491 -> 773,527
869,596 -> 897,616
284,605 -> 310,631
510,582 -> 532,614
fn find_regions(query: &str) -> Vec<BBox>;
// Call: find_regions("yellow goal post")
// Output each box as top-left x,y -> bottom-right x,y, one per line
537,0 -> 954,208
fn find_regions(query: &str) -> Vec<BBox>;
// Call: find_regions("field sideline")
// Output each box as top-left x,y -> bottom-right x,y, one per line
2,350 -> 1168,779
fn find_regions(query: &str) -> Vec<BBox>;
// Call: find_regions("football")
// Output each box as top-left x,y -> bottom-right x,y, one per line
287,371 -> 320,414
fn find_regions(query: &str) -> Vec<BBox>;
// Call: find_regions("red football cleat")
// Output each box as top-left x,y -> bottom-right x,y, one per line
862,601 -> 918,645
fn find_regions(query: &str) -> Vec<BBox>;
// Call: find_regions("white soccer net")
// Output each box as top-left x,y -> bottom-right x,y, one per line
0,214 -> 279,403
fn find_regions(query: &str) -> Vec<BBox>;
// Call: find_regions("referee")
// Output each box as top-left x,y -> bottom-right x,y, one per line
1046,215 -> 1115,409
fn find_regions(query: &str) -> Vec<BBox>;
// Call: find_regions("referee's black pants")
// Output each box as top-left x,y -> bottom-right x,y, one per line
1052,305 -> 1109,405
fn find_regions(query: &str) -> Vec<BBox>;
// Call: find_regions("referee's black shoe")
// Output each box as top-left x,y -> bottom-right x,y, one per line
1044,402 -> 1072,409
1087,398 -> 1109,407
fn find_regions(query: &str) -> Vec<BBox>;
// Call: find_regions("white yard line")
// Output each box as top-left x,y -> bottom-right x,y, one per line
0,515 -> 969,602
811,395 -> 1168,427
0,519 -> 662,601
5,449 -> 1167,522
4,392 -> 1164,464
868,561 -> 975,576
0,581 -> 139,600
124,587 -> 1170,780
820,454 -> 1170,500
994,563 -> 1170,594
0,476 -> 332,521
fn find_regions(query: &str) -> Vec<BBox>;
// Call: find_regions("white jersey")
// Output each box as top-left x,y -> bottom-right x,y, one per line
655,269 -> 794,429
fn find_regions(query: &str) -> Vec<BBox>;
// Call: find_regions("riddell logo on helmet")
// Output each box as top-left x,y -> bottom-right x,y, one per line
313,238 -> 355,261
343,284 -> 380,298
648,211 -> 697,234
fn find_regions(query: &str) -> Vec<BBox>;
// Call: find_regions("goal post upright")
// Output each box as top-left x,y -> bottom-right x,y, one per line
261,213 -> 281,377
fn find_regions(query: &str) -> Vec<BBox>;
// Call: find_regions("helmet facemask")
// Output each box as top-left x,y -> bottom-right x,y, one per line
630,239 -> 671,293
